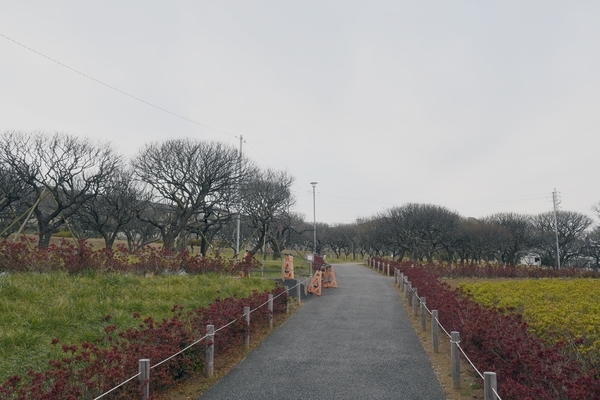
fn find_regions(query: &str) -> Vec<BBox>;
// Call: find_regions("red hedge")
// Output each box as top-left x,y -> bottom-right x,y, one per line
384,260 -> 600,400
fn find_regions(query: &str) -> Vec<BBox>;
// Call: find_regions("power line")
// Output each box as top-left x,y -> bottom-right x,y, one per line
0,32 -> 235,139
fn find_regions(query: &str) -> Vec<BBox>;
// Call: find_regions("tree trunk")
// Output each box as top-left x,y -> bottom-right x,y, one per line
200,236 -> 209,257
270,239 -> 282,260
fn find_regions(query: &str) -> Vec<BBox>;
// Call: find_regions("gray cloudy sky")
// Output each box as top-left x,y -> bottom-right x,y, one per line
2,1 -> 600,225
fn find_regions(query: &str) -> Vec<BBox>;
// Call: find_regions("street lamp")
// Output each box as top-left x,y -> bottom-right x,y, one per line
310,182 -> 318,254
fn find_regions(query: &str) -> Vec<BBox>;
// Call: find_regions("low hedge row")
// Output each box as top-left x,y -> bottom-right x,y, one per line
385,260 -> 600,399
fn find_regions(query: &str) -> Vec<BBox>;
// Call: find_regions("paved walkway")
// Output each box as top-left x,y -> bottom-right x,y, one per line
200,263 -> 445,399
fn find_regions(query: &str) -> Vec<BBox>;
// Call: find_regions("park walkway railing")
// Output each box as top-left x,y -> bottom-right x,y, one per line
91,277 -> 310,400
365,258 -> 502,400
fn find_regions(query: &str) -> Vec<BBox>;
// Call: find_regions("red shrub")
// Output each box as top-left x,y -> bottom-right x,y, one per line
386,261 -> 600,400
0,287 -> 288,399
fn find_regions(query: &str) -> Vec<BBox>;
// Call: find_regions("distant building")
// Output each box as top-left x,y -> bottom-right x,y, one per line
520,253 -> 541,267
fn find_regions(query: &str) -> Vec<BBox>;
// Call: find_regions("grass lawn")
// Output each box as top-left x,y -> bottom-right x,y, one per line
0,271 -> 277,383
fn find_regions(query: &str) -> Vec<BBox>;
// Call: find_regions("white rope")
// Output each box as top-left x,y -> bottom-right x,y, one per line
92,372 -> 140,400
435,317 -> 452,338
88,283 -> 292,398
399,276 -> 502,400
493,387 -> 503,400
423,303 -> 432,315
456,343 -> 484,380
250,298 -> 270,314
151,334 -> 209,370
214,316 -> 241,334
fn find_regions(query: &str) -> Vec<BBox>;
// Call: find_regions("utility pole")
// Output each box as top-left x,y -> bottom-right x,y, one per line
552,188 -> 561,269
235,135 -> 243,260
310,182 -> 318,254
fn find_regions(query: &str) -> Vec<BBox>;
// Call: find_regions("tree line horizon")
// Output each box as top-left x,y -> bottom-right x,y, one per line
2,130 -> 599,270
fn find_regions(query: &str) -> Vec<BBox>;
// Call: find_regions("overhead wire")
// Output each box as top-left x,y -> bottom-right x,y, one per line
0,31 -> 236,139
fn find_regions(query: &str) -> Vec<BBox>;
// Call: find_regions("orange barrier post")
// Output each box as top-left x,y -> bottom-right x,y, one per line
323,266 -> 337,288
307,270 -> 322,296
282,254 -> 294,280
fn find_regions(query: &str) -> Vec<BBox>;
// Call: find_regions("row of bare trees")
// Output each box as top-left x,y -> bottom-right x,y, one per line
0,131 -> 307,256
314,204 -> 600,270
3,131 -> 599,267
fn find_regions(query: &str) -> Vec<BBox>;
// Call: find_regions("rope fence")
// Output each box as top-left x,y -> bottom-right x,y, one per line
91,277 -> 310,400
366,258 -> 503,400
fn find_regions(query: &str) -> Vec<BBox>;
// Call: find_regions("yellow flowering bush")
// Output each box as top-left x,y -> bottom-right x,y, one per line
460,279 -> 600,371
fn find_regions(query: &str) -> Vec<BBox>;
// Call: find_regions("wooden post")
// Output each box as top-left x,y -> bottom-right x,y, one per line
420,297 -> 426,331
484,372 -> 498,400
139,359 -> 150,400
400,273 -> 404,291
285,287 -> 290,314
386,263 -> 390,276
412,288 -> 419,316
432,310 -> 439,353
268,294 -> 274,330
406,282 -> 412,302
451,331 -> 460,389
244,306 -> 250,349
205,325 -> 214,377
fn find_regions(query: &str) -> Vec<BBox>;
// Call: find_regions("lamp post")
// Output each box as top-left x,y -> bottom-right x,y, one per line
310,182 -> 318,255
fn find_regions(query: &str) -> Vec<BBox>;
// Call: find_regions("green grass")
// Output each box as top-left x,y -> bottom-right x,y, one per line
0,271 -> 276,383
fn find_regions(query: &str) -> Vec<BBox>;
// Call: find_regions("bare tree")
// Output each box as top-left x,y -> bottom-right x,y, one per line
328,223 -> 360,260
484,212 -> 534,265
356,216 -> 388,258
132,139 -> 243,253
583,227 -> 600,273
240,168 -> 295,258
531,210 -> 592,267
0,131 -> 119,248
378,204 -> 460,263
460,218 -> 512,264
73,167 -> 141,248
0,164 -> 32,236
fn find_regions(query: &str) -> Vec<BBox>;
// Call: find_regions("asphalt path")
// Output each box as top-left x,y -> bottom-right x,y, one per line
200,263 -> 445,400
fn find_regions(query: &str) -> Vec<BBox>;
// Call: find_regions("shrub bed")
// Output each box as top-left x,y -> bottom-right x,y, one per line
384,260 -> 600,399
0,239 -> 260,275
0,288 -> 288,399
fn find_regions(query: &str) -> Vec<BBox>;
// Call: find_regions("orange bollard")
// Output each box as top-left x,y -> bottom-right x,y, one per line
307,270 -> 322,296
282,254 -> 294,280
323,266 -> 337,288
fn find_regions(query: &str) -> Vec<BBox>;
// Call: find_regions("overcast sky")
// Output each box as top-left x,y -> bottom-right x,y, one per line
2,1 -> 600,225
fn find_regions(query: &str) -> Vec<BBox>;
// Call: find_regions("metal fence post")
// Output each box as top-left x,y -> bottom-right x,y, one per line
139,359 -> 150,400
420,297 -> 426,331
451,331 -> 460,389
432,310 -> 439,353
206,325 -> 214,378
285,286 -> 290,313
296,282 -> 301,305
484,372 -> 498,400
412,288 -> 419,316
268,294 -> 274,330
